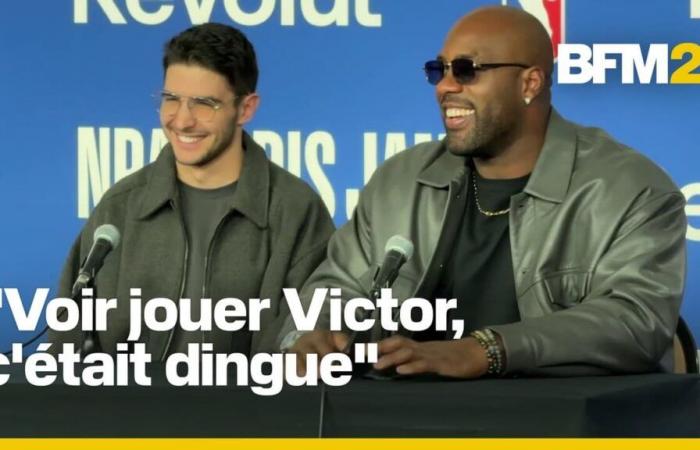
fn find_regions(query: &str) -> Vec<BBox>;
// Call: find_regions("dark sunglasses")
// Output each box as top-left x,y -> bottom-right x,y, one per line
424,58 -> 530,85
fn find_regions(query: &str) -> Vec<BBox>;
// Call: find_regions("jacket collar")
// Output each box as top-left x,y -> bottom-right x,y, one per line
417,108 -> 576,203
417,145 -> 466,188
522,108 -> 577,204
137,131 -> 270,228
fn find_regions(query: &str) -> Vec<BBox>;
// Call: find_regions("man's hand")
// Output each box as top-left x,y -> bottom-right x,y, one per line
374,335 -> 489,378
289,330 -> 349,375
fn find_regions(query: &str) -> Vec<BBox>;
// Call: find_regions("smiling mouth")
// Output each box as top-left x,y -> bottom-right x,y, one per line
444,107 -> 475,129
445,107 -> 475,118
174,133 -> 206,144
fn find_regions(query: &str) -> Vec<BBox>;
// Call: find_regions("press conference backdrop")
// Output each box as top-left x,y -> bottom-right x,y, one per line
1,0 -> 699,350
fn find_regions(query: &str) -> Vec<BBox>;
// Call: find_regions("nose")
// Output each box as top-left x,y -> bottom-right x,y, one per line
436,68 -> 462,100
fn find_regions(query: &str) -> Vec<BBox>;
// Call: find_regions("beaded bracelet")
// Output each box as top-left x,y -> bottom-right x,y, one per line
470,328 -> 505,376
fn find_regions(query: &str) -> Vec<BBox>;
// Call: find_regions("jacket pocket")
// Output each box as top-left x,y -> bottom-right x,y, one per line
539,269 -> 591,309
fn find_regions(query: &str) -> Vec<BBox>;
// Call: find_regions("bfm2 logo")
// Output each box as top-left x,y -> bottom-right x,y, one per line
558,43 -> 700,84
505,0 -> 700,84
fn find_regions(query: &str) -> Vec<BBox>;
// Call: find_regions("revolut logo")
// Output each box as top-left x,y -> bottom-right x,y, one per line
557,43 -> 700,84
73,0 -> 381,27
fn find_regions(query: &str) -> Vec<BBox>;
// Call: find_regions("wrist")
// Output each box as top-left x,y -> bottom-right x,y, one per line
470,328 -> 506,376
280,330 -> 306,352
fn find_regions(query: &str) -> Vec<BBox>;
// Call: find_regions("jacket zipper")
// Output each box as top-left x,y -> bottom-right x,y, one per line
200,210 -> 231,345
160,199 -> 189,361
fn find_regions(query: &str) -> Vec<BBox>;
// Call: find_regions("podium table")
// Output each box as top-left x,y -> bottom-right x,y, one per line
0,366 -> 698,437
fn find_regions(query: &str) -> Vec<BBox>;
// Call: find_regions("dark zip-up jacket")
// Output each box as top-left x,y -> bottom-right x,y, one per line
50,133 -> 335,358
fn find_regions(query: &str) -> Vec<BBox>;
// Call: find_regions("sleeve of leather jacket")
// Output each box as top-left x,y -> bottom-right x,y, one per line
490,190 -> 687,375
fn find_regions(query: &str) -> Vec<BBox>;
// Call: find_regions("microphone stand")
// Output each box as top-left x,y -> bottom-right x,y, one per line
361,278 -> 400,380
72,268 -> 102,356
345,241 -> 412,380
342,268 -> 400,380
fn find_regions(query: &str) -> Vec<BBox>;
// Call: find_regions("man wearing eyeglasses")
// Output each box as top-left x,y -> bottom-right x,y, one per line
281,6 -> 686,378
51,23 -> 334,358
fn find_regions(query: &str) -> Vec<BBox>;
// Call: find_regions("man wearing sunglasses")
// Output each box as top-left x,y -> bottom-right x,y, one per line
50,23 -> 335,358
282,6 -> 686,378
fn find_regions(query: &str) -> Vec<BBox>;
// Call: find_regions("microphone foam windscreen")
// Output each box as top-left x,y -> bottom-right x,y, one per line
93,224 -> 121,249
384,235 -> 414,261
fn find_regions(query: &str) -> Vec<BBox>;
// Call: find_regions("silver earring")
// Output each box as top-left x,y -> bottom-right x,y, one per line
524,97 -> 532,105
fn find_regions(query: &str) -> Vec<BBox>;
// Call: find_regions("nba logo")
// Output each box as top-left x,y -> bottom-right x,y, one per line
501,0 -> 565,59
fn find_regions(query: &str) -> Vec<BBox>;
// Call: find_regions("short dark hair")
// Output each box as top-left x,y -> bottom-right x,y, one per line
163,23 -> 258,97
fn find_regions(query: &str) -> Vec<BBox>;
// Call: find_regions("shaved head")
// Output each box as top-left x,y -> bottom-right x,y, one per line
435,6 -> 553,161
448,6 -> 553,82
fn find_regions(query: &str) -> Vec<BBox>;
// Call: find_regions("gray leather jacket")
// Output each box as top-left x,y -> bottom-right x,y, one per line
282,110 -> 687,375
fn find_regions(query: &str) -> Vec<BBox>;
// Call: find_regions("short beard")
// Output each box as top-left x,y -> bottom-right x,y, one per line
193,124 -> 236,167
445,111 -> 513,159
180,112 -> 238,168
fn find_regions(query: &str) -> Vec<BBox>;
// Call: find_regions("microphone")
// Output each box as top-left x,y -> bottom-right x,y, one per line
346,235 -> 413,380
71,224 -> 121,299
1,225 -> 120,357
369,235 -> 414,298
344,236 -> 414,352
72,224 -> 120,356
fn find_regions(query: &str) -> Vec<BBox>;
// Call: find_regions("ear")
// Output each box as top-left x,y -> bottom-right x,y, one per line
521,66 -> 547,103
236,93 -> 261,126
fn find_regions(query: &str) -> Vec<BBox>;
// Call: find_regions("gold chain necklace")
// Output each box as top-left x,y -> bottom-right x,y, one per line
472,174 -> 510,217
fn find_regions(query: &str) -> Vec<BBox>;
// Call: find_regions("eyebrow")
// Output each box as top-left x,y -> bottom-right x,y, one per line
437,53 -> 476,61
160,90 -> 222,103
191,95 -> 222,103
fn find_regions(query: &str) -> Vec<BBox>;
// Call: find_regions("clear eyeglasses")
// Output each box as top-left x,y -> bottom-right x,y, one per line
154,91 -> 235,122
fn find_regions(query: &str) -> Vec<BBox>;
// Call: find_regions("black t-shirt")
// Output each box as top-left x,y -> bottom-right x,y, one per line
169,180 -> 238,354
433,169 -> 529,337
